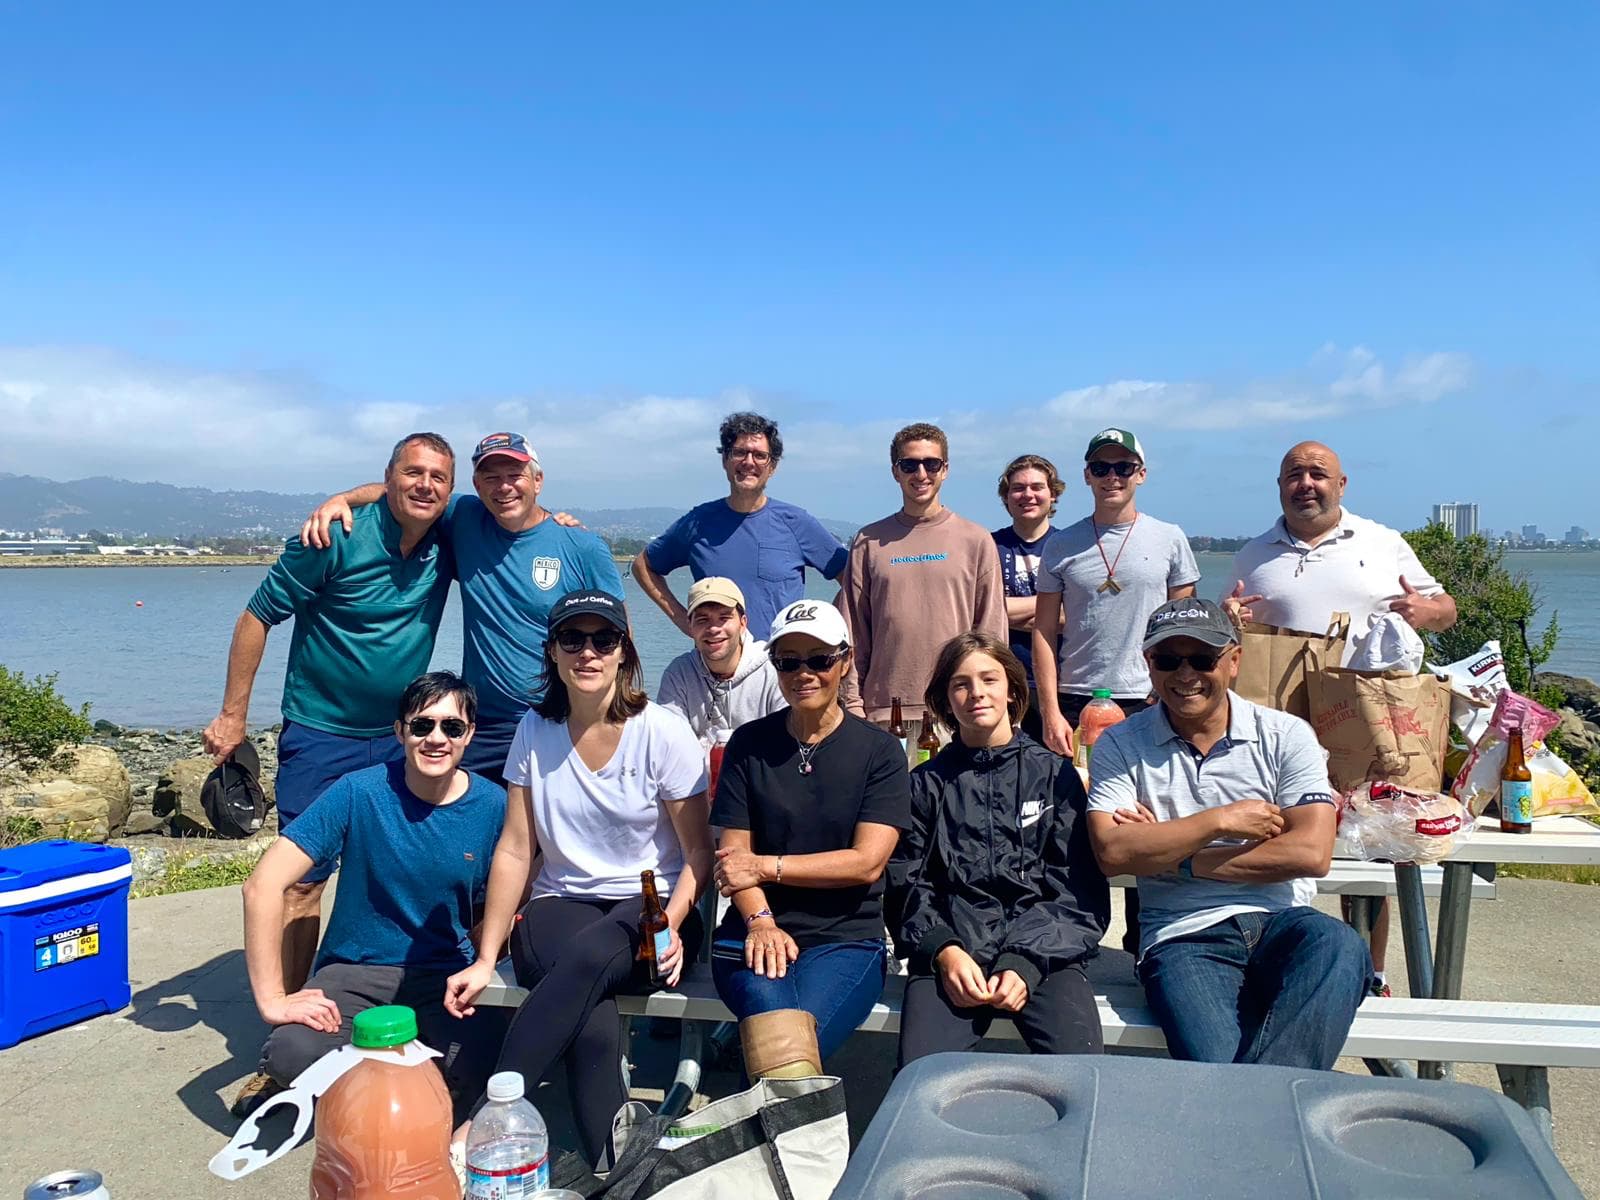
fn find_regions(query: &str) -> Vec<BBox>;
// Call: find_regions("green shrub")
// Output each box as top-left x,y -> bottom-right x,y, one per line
1402,525 -> 1558,693
0,666 -> 93,775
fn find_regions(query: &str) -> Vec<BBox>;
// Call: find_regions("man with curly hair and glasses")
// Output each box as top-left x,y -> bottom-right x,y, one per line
633,411 -> 848,642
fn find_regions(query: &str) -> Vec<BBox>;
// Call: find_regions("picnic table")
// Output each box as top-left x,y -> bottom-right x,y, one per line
1380,814 -> 1600,1082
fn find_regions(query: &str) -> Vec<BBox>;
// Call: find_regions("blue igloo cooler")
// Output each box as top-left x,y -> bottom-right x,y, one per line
0,840 -> 133,1049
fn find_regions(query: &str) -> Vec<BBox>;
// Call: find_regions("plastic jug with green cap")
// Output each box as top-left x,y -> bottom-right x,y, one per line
209,1004 -> 458,1198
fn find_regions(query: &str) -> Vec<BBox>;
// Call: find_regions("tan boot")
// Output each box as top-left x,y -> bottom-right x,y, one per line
739,1009 -> 822,1079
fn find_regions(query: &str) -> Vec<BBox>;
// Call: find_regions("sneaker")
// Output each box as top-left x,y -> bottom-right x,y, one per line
229,1071 -> 285,1120
1369,977 -> 1392,999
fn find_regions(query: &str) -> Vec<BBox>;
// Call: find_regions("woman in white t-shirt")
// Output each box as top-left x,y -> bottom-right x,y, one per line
445,589 -> 712,1165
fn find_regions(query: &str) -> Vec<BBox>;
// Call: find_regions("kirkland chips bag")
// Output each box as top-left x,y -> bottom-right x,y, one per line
1429,641 -> 1509,746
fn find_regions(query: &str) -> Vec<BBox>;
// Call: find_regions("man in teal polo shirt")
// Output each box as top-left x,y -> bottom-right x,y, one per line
301,431 -> 624,784
203,431 -> 456,995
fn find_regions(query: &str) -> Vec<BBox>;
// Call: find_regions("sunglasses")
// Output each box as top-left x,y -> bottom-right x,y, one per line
554,627 -> 625,655
1149,650 -> 1227,673
1088,460 -> 1141,478
407,716 -> 470,738
895,456 -> 945,476
771,649 -> 849,674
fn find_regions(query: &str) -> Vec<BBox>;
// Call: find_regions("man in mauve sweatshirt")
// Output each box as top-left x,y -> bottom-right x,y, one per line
838,422 -> 1008,763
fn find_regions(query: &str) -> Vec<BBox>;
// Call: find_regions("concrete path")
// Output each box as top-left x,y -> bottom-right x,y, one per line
1,879 -> 1596,1197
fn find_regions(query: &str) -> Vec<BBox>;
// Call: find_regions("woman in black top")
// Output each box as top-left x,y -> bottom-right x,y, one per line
711,599 -> 910,1073
891,631 -> 1109,1067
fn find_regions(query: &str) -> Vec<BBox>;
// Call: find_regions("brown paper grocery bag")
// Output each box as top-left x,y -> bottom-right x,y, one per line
1309,668 -> 1451,793
1234,613 -> 1350,720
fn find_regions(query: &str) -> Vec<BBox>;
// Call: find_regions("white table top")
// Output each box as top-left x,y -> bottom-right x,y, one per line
1440,814 -> 1600,866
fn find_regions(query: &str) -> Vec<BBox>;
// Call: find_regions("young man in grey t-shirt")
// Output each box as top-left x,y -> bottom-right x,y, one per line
1084,599 -> 1370,1070
1031,429 -> 1199,760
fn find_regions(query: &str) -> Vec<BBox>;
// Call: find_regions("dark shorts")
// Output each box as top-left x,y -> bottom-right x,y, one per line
459,714 -> 522,790
275,720 -> 403,883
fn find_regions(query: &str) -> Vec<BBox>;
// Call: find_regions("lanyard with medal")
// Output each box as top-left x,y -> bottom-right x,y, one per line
1092,513 -> 1138,594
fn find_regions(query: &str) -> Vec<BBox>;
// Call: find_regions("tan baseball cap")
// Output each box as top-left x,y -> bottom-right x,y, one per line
686,576 -> 746,614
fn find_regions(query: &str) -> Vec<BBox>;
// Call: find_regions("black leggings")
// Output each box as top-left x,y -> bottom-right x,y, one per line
897,964 -> 1103,1069
492,894 -> 702,1165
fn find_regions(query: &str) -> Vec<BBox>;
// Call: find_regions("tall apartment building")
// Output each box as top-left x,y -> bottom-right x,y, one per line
1431,502 -> 1479,538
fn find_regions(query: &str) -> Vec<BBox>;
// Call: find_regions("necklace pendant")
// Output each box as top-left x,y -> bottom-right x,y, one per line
1099,576 -> 1123,594
799,761 -> 812,775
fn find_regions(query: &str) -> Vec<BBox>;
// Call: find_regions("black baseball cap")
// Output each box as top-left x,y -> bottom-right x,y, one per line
1142,598 -> 1239,651
548,589 -> 629,634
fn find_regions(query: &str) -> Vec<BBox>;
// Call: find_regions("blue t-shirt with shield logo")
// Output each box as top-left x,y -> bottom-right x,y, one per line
444,495 -> 624,722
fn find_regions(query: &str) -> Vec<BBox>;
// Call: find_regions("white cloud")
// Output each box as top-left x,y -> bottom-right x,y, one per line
0,342 -> 1478,517
1044,344 -> 1473,432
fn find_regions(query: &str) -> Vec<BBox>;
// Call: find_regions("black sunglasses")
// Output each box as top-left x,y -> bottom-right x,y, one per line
407,716 -> 470,738
554,627 -> 625,655
1088,460 -> 1141,478
895,456 -> 945,476
770,649 -> 849,674
1150,650 -> 1226,673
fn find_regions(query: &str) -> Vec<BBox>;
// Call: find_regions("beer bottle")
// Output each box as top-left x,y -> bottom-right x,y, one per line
889,697 -> 908,758
1499,723 -> 1534,834
638,870 -> 673,986
915,720 -> 940,766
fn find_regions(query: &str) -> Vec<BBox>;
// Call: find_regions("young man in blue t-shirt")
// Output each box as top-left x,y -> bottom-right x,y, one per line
632,411 -> 848,642
231,671 -> 507,1120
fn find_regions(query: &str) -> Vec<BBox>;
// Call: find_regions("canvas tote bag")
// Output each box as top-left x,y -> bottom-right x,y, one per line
598,1075 -> 849,1200
1309,668 -> 1452,793
1234,612 -> 1350,720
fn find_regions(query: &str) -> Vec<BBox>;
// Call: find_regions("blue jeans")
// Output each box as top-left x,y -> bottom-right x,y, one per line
275,720 -> 403,882
712,938 -> 887,1061
1137,907 -> 1370,1070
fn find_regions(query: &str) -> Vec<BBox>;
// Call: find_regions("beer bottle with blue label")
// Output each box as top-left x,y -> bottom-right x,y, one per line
639,870 -> 673,985
1499,723 -> 1533,833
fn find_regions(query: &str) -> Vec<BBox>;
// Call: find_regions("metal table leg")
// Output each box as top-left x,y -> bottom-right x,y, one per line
1497,1065 -> 1555,1147
1419,860 -> 1475,1081
1392,862 -> 1435,1001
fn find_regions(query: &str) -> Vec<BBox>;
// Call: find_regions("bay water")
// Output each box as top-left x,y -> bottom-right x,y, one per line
0,552 -> 1594,730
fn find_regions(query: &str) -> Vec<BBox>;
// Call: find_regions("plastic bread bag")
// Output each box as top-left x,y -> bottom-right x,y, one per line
1450,689 -> 1598,818
1427,641 -> 1508,746
1335,781 -> 1475,864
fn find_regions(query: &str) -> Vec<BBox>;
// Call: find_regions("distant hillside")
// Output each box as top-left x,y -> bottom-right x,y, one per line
0,473 -> 326,537
0,474 -> 861,543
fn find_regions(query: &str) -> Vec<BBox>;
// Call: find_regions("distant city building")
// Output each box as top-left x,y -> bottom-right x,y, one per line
0,540 -> 99,556
1431,502 -> 1479,539
1565,526 -> 1591,545
1522,524 -> 1545,544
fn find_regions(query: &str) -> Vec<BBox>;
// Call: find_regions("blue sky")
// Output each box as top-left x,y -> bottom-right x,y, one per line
2,2 -> 1596,536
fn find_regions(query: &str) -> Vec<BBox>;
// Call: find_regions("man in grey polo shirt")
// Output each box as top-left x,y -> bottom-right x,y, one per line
1085,598 -> 1370,1070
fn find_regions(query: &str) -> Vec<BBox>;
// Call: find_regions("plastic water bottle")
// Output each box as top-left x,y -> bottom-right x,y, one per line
1073,689 -> 1126,776
465,1071 -> 549,1199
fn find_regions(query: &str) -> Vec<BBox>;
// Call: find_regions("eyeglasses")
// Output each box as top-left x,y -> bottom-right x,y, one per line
553,627 -> 625,655
895,457 -> 945,476
1088,460 -> 1141,479
407,717 -> 470,738
726,448 -> 772,464
770,649 -> 849,674
1149,651 -> 1226,673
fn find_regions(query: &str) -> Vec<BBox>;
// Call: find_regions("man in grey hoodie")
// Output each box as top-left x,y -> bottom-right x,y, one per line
657,576 -> 786,746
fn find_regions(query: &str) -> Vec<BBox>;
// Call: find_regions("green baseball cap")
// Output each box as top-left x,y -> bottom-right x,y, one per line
1084,428 -> 1146,463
